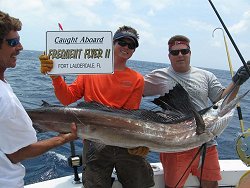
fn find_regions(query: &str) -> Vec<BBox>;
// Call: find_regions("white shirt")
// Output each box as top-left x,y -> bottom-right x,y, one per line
0,80 -> 37,188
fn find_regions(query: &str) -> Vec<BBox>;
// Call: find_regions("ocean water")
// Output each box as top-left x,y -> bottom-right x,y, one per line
5,50 -> 250,185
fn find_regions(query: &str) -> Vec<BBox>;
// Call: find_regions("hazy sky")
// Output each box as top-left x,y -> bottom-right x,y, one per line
1,0 -> 250,70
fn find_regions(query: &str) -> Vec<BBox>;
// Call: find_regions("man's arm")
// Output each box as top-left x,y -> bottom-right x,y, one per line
39,54 -> 83,105
221,82 -> 240,102
221,61 -> 250,102
6,123 -> 77,164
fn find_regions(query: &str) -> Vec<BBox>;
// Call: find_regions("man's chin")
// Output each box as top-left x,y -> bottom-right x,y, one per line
176,60 -> 185,64
10,62 -> 17,68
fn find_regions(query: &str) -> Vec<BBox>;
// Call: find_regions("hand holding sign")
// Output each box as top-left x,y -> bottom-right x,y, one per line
39,53 -> 53,74
39,53 -> 60,80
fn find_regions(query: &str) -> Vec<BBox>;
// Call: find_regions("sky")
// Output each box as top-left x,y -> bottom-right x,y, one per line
1,0 -> 250,70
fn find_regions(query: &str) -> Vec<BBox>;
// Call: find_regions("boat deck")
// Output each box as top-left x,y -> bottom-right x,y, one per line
25,160 -> 249,188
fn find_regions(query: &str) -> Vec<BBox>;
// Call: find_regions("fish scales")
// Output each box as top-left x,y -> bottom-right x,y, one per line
26,84 -> 249,153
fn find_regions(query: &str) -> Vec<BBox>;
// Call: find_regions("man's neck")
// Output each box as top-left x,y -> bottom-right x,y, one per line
114,58 -> 127,71
0,70 -> 4,82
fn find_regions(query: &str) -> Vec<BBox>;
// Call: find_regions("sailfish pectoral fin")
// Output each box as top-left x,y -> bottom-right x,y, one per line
41,100 -> 51,107
191,109 -> 205,135
41,100 -> 62,107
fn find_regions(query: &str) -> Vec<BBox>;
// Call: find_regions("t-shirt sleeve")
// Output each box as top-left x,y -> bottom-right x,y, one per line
207,72 -> 225,103
52,76 -> 84,105
144,69 -> 177,96
0,92 -> 37,154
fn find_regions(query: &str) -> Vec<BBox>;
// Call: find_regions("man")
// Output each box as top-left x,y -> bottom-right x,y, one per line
0,10 -> 78,188
40,26 -> 154,188
144,35 -> 250,188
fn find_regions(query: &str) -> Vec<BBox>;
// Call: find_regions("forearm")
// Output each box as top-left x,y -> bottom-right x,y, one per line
52,77 -> 77,105
6,135 -> 70,164
221,82 -> 240,102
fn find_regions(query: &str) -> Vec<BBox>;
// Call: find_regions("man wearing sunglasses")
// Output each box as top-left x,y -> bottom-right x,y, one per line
0,11 -> 78,188
39,25 -> 154,188
144,35 -> 250,188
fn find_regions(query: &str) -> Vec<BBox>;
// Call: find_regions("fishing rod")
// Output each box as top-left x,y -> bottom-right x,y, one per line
208,1 -> 250,166
58,22 -> 81,183
212,28 -> 245,133
208,0 -> 250,76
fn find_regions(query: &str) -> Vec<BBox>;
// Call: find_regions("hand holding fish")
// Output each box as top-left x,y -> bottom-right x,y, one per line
128,146 -> 149,157
232,61 -> 250,85
57,122 -> 78,143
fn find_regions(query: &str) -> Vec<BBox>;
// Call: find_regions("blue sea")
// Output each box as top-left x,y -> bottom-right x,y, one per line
5,50 -> 250,185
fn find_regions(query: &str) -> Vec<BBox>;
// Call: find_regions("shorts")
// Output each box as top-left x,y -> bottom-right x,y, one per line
160,145 -> 221,188
82,141 -> 154,188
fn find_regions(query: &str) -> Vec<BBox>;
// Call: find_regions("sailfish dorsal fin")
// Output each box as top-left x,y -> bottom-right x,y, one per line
152,83 -> 196,116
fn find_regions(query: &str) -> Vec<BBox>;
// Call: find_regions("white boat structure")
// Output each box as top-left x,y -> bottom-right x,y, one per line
25,160 -> 249,188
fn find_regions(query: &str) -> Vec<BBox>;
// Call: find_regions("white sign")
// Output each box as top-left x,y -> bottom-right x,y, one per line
46,31 -> 113,75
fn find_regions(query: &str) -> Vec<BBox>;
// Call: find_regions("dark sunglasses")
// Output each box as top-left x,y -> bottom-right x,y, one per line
169,49 -> 190,56
117,40 -> 136,50
5,38 -> 20,47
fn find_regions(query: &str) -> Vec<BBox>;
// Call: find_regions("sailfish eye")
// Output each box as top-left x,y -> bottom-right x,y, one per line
213,105 -> 218,109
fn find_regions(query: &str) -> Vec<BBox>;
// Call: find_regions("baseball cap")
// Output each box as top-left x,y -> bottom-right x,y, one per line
113,31 -> 139,48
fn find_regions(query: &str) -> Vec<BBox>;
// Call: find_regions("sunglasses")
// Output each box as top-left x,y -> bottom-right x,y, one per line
5,38 -> 20,47
117,40 -> 136,50
169,49 -> 190,56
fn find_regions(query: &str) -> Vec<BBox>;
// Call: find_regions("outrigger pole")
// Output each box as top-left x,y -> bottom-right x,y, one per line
212,28 -> 245,133
208,0 -> 250,76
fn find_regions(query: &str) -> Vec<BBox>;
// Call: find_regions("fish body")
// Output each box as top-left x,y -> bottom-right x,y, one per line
27,84 -> 248,153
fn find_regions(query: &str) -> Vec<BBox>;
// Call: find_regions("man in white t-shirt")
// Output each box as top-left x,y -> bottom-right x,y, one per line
0,10 -> 78,188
